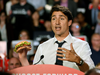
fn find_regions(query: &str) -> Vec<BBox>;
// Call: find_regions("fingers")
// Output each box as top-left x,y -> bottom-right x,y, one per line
56,44 -> 78,62
58,47 -> 69,52
56,54 -> 64,57
27,10 -> 31,16
56,54 -> 68,61
18,49 -> 27,54
57,50 -> 66,54
58,58 -> 70,61
70,43 -> 77,54
70,43 -> 74,50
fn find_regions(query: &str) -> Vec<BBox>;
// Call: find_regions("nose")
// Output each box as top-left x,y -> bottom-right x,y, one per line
13,65 -> 16,68
56,19 -> 60,25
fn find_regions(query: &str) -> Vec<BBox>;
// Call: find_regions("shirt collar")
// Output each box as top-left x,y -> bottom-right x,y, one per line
53,33 -> 73,45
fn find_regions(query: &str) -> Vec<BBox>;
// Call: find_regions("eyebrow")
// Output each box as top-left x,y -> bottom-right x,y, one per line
51,15 -> 66,18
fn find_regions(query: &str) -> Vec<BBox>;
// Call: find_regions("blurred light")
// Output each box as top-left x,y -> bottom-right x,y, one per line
45,4 -> 52,11
76,25 -> 79,28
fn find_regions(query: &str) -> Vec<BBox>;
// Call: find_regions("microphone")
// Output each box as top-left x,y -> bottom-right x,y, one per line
34,55 -> 44,65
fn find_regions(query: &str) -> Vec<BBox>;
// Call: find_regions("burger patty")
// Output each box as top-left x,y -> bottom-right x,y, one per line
16,45 -> 31,50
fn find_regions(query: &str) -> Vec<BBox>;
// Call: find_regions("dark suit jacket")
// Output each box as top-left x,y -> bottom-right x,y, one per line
6,22 -> 14,55
86,9 -> 93,26
86,9 -> 99,27
68,0 -> 77,18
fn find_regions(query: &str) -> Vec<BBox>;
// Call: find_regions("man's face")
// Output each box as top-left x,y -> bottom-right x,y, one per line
91,34 -> 100,47
8,58 -> 21,70
93,0 -> 99,8
51,11 -> 72,36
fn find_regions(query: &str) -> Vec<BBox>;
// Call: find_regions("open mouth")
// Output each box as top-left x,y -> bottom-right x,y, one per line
55,27 -> 61,30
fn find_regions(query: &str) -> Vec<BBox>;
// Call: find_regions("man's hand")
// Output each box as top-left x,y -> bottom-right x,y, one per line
56,43 -> 89,72
9,10 -> 12,16
18,49 -> 29,66
27,10 -> 31,16
56,43 -> 81,64
18,49 -> 28,59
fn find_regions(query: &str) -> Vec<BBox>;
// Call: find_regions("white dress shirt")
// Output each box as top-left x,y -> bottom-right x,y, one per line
6,1 -> 12,16
0,24 -> 7,41
33,33 -> 95,70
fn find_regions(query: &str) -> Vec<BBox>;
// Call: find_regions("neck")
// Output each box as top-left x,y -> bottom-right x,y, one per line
0,21 -> 5,25
80,22 -> 86,27
33,20 -> 39,27
93,7 -> 98,9
46,28 -> 52,32
73,32 -> 80,36
20,1 -> 26,5
0,21 -> 5,28
55,31 -> 69,42
92,45 -> 100,52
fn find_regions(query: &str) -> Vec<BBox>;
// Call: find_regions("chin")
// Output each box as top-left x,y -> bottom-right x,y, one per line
55,33 -> 62,36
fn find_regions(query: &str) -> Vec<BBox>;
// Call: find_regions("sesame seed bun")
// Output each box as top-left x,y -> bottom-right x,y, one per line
14,41 -> 31,53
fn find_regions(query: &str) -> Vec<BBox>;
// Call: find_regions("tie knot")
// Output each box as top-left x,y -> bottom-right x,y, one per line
55,41 -> 66,47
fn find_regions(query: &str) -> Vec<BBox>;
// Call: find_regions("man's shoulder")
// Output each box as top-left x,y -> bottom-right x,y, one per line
6,1 -> 11,5
12,3 -> 19,7
72,36 -> 88,45
26,2 -> 34,7
11,3 -> 20,8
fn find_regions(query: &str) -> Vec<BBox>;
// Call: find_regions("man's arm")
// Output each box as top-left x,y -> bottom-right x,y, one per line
57,43 -> 94,72
75,55 -> 89,72
37,7 -> 44,12
18,49 -> 29,66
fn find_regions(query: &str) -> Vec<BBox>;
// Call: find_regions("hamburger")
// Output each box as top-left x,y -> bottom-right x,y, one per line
14,41 -> 31,53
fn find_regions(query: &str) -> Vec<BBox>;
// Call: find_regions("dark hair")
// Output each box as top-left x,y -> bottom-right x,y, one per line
0,10 -> 8,23
91,33 -> 100,40
0,10 -> 7,16
85,68 -> 100,75
39,38 -> 48,44
0,72 -> 11,75
77,12 -> 85,17
18,29 -> 30,39
50,5 -> 73,21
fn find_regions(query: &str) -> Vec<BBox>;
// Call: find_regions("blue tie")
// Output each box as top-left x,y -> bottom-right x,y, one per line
55,41 -> 66,65
93,9 -> 97,24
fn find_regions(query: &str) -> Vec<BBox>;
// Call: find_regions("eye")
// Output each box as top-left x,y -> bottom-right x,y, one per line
52,18 -> 55,20
10,63 -> 14,65
16,63 -> 20,65
61,18 -> 64,20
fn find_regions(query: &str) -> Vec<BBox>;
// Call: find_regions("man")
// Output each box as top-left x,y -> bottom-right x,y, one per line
18,5 -> 94,72
6,0 -> 19,16
90,33 -> 100,65
10,0 -> 35,39
86,0 -> 99,31
8,57 -> 21,70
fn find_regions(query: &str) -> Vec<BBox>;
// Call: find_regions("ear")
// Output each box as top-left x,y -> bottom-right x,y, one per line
68,20 -> 72,26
